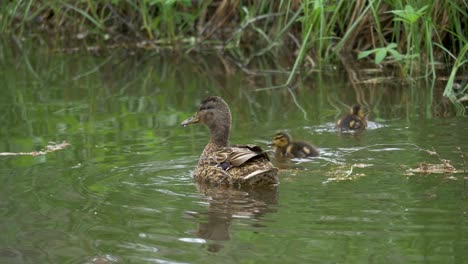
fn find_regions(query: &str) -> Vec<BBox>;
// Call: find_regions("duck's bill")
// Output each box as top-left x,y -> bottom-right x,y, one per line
181,114 -> 199,127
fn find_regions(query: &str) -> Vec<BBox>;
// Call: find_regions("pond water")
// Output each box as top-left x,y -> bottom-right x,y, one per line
1,39 -> 467,264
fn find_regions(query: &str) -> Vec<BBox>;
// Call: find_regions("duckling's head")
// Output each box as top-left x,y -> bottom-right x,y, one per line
181,96 -> 232,145
351,104 -> 365,118
271,132 -> 291,149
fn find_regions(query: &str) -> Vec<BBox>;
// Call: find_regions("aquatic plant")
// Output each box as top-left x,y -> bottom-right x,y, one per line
358,43 -> 404,64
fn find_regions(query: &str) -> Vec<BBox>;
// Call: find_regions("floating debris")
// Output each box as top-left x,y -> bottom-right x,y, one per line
0,141 -> 70,156
323,163 -> 373,183
408,159 -> 460,174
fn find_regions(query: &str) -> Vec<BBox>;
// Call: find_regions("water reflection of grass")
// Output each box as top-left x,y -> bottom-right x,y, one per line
0,39 -> 460,156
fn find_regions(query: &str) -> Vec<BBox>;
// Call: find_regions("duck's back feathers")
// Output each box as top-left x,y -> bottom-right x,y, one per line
195,144 -> 278,187
202,144 -> 268,168
229,144 -> 270,165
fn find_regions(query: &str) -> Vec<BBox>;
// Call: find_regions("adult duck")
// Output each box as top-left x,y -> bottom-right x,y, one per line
181,96 -> 279,187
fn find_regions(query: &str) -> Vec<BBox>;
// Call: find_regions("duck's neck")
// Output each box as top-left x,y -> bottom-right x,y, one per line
208,123 -> 230,147
199,123 -> 230,165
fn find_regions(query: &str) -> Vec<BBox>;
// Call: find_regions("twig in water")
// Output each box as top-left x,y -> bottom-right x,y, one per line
287,86 -> 308,121
254,84 -> 288,91
0,141 -> 70,156
344,164 -> 355,177
337,143 -> 439,157
73,54 -> 115,80
458,147 -> 467,194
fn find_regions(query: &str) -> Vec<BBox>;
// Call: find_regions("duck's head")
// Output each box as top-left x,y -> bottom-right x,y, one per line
271,132 -> 291,149
181,96 -> 232,145
181,96 -> 232,127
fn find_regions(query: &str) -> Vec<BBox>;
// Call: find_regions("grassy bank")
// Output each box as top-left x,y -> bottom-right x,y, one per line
1,0 -> 467,113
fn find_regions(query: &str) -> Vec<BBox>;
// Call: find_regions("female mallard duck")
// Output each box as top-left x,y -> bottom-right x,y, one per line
336,104 -> 367,130
271,132 -> 319,158
181,96 -> 279,187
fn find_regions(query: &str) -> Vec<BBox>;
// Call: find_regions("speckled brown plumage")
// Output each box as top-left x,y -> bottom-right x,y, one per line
181,96 -> 279,187
271,132 -> 319,158
336,104 -> 368,130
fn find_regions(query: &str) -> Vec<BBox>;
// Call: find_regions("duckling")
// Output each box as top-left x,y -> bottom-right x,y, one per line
271,132 -> 319,158
336,104 -> 368,130
181,96 -> 279,187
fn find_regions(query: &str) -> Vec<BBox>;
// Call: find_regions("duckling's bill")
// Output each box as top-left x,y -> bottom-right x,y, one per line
181,113 -> 200,127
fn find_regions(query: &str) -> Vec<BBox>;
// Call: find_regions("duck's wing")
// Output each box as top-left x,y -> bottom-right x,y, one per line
205,145 -> 270,170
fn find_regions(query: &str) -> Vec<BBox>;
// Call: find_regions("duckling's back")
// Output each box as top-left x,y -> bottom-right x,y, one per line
337,105 -> 367,130
287,141 -> 320,158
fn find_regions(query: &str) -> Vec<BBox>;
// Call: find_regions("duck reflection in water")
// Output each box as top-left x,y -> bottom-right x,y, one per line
187,183 -> 278,252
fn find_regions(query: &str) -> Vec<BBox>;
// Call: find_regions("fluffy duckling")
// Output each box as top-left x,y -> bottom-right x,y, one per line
336,104 -> 367,130
181,96 -> 279,187
271,132 -> 319,158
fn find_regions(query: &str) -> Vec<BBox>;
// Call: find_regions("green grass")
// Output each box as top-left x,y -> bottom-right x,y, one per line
0,0 -> 466,114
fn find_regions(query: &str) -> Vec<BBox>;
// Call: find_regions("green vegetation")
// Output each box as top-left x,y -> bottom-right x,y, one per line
1,0 -> 466,114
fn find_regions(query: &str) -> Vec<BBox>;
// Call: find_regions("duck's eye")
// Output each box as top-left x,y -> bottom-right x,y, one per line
200,106 -> 213,111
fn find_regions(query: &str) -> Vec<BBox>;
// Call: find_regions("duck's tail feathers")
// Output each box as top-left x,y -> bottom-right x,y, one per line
243,168 -> 279,186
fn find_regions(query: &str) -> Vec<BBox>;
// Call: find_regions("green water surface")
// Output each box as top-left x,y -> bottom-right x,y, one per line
1,40 -> 467,264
